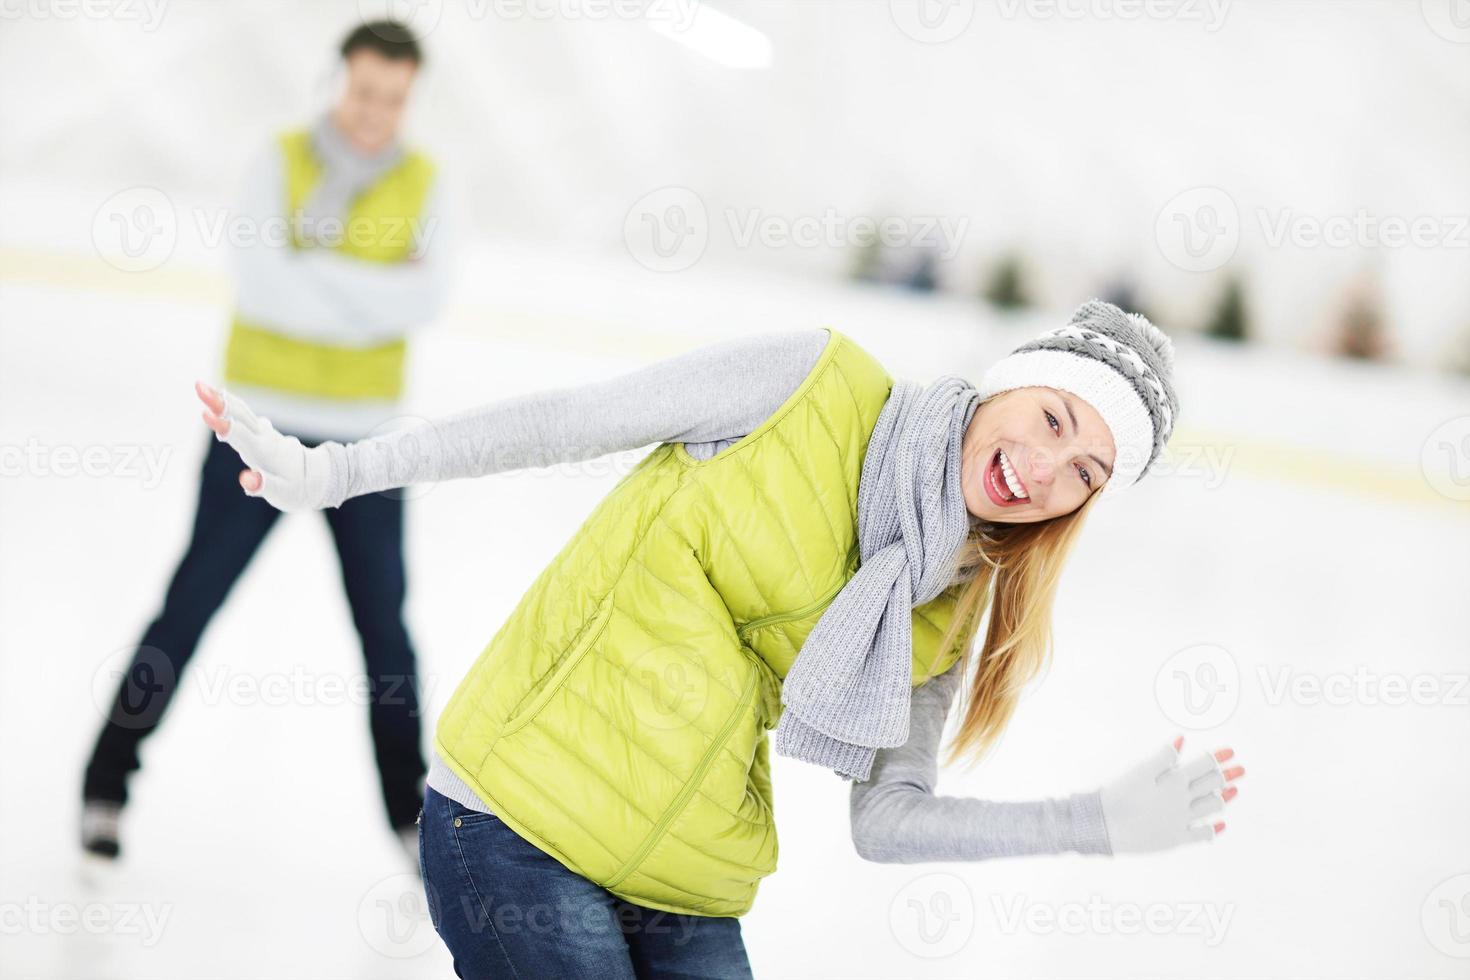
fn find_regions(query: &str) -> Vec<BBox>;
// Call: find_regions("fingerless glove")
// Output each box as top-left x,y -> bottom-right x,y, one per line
1098,740 -> 1226,854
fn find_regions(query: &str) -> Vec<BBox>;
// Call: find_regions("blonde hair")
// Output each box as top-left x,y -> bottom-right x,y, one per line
930,488 -> 1102,771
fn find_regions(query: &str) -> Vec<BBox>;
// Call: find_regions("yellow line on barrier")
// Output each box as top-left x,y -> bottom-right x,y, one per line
0,246 -> 230,304
1167,425 -> 1461,511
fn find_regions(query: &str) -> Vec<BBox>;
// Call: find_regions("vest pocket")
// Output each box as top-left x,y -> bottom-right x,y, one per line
501,590 -> 616,737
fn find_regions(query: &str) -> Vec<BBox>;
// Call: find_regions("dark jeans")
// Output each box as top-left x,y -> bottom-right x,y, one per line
419,786 -> 754,979
83,432 -> 427,829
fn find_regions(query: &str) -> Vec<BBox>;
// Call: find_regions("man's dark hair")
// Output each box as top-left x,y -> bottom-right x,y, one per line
340,20 -> 424,66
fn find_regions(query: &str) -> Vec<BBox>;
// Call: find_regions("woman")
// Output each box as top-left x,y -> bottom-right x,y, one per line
199,299 -> 1244,979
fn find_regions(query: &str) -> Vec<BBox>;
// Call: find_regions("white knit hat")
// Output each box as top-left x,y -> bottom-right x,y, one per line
976,300 -> 1179,496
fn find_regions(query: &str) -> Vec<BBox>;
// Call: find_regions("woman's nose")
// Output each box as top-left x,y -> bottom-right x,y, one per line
1022,446 -> 1055,486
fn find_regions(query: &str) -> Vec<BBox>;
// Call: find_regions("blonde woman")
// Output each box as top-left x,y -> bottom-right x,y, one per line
199,299 -> 1244,978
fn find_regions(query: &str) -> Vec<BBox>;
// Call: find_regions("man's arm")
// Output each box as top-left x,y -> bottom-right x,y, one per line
230,143 -> 359,341
292,172 -> 457,339
229,143 -> 455,344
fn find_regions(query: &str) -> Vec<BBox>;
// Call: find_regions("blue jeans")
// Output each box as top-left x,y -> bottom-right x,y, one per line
419,786 -> 754,979
84,432 -> 427,828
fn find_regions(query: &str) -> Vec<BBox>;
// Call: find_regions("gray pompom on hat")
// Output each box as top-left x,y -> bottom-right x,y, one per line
976,299 -> 1179,496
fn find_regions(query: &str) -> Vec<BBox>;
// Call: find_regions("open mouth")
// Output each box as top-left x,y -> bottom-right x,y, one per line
983,448 -> 1029,507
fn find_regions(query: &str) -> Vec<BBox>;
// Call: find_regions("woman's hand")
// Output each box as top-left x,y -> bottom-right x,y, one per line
1097,735 -> 1245,854
196,381 -> 333,512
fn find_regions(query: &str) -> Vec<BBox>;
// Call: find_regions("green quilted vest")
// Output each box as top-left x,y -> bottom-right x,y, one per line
223,129 -> 436,401
435,328 -> 969,917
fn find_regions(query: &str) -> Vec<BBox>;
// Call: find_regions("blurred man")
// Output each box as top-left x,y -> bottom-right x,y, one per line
82,19 -> 453,866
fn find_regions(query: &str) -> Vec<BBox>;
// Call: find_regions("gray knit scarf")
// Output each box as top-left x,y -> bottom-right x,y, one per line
297,113 -> 405,242
773,376 -> 982,782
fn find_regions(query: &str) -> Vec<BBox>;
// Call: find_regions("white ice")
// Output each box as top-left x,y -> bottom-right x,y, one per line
1,237 -> 1468,978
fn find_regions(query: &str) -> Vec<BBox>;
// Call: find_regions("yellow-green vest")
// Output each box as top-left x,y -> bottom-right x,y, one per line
223,129 -> 436,401
434,329 -> 969,918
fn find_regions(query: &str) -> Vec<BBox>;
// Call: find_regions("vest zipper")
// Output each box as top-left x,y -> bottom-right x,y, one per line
735,544 -> 861,643
603,667 -> 759,891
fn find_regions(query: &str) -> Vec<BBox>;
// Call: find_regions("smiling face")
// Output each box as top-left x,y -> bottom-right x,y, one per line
961,386 -> 1118,523
333,49 -> 418,154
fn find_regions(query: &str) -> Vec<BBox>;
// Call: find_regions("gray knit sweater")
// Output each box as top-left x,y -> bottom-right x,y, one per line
334,327 -> 1111,862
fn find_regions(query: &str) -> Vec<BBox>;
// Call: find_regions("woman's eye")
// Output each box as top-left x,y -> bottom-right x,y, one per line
1044,410 -> 1060,434
1078,465 -> 1092,488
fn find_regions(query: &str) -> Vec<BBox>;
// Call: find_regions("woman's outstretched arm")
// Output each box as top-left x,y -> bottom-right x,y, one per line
198,327 -> 830,511
849,662 -> 1242,862
848,661 -> 1112,862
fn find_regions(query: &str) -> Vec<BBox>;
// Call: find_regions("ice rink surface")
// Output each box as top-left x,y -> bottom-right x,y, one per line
2,239 -> 1468,978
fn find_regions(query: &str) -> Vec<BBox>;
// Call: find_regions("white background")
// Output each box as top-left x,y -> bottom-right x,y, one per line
2,1 -> 1468,977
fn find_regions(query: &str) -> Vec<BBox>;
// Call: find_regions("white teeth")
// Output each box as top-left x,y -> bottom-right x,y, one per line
997,450 -> 1029,500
